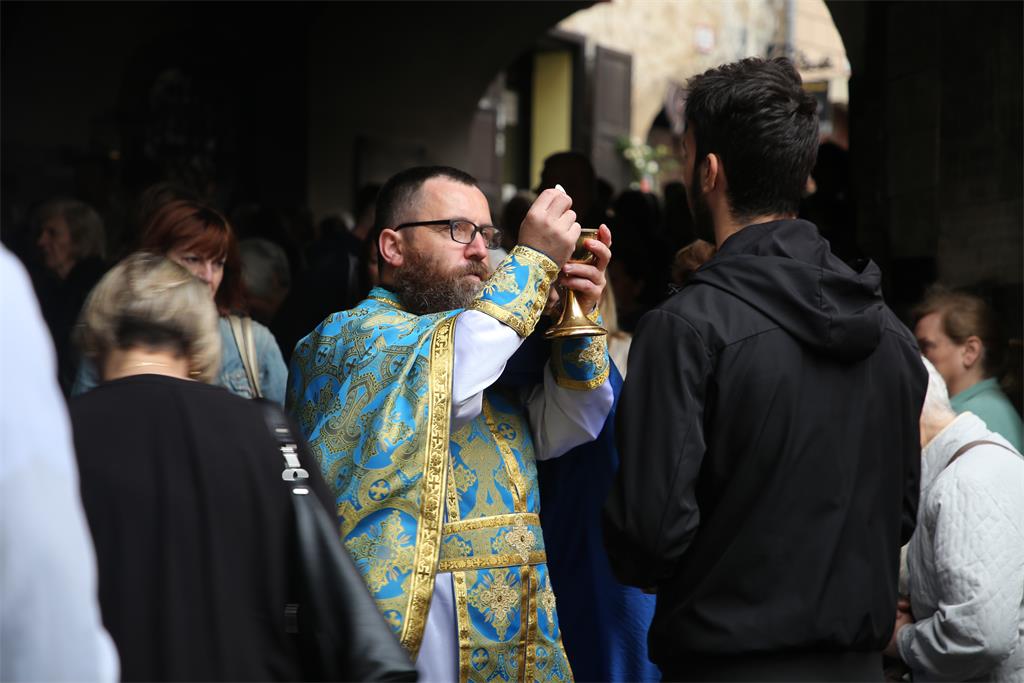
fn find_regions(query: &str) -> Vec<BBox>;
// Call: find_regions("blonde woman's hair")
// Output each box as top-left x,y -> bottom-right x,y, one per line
77,251 -> 221,382
599,271 -> 629,340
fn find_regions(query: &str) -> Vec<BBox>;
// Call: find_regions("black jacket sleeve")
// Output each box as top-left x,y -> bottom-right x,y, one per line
603,308 -> 712,588
900,355 -> 927,544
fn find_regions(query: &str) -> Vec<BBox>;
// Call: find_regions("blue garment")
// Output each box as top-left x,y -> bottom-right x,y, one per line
537,363 -> 660,683
286,251 -> 587,676
72,317 -> 287,404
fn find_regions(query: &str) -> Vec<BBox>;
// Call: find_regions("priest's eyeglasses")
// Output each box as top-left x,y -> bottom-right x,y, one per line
393,219 -> 503,250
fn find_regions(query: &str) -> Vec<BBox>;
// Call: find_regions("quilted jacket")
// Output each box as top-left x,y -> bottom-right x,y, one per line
900,412 -> 1024,681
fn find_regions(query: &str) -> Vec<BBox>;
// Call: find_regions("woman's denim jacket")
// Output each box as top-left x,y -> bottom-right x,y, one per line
72,317 -> 287,404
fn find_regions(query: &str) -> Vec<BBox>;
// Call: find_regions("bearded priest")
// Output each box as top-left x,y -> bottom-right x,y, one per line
288,166 -> 613,683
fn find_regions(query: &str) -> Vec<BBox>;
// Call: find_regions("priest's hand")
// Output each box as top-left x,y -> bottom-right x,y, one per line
559,223 -> 612,315
518,188 -> 581,267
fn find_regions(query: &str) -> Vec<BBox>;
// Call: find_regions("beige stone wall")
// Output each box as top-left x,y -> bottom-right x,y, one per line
795,0 -> 851,101
558,0 -> 849,138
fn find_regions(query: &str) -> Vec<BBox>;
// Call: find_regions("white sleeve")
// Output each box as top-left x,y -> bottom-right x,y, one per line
450,308 -> 614,455
450,309 -> 524,430
0,247 -> 119,682
526,364 -> 614,461
897,452 -> 1024,680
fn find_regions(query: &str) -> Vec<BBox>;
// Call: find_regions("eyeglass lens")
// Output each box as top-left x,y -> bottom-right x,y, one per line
452,220 -> 500,248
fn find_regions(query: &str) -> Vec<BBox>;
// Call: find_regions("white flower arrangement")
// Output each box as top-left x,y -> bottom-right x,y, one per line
617,136 -> 676,191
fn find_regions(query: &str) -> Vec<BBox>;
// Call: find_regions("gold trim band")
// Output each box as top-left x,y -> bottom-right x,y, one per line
508,244 -> 559,275
522,566 -> 537,683
400,314 -> 457,657
470,245 -> 559,338
439,550 -> 548,573
443,512 -> 541,534
368,294 -> 404,310
553,363 -> 610,391
453,570 -> 472,683
469,299 -> 532,338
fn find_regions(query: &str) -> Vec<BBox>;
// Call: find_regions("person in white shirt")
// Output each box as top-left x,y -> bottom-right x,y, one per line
0,245 -> 118,682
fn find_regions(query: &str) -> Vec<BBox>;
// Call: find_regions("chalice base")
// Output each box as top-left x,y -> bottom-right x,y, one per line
543,291 -> 608,339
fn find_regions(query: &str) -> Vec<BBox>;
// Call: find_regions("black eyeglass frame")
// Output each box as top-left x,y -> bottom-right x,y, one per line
392,219 -> 503,250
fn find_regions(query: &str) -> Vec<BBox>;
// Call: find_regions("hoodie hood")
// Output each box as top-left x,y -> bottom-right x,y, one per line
689,219 -> 885,361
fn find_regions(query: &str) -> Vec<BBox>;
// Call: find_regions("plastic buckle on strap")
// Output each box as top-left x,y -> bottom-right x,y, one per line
285,603 -> 299,633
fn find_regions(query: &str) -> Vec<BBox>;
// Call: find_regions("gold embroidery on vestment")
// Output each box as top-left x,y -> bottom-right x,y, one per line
508,245 -> 559,275
551,334 -> 610,391
470,571 -> 520,642
539,573 -> 557,624
454,570 -> 473,683
573,338 -> 606,368
521,566 -> 535,682
346,510 -> 416,592
504,525 -> 536,563
482,398 -> 528,513
470,246 -> 559,338
400,314 -> 456,657
552,365 -> 610,391
482,260 -> 521,297
444,512 -> 541,533
438,551 -> 547,573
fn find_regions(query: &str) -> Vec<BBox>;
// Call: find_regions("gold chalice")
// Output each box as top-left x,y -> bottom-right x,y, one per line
544,228 -> 607,339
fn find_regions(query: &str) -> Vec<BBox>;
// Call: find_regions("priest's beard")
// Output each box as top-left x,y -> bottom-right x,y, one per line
393,249 -> 489,315
688,181 -> 716,244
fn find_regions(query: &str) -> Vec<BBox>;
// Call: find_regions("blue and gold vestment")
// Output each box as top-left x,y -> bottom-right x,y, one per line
287,246 -> 610,683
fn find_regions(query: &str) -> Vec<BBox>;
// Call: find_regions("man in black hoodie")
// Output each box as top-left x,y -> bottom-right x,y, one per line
603,57 -> 927,681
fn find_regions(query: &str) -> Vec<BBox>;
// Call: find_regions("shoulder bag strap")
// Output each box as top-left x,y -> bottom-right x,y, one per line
944,439 -> 1017,470
255,400 -> 418,682
241,316 -> 262,398
228,315 -> 262,398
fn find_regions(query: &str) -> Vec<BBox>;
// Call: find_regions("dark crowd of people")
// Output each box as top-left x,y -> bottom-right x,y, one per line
2,56 -> 1022,683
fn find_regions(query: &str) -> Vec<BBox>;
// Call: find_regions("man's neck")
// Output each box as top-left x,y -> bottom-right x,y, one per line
714,211 -> 794,248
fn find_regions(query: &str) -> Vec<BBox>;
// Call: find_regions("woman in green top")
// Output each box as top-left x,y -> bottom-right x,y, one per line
913,288 -> 1023,450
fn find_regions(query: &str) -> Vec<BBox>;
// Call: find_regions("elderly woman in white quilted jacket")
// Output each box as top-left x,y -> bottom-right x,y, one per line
884,357 -> 1024,681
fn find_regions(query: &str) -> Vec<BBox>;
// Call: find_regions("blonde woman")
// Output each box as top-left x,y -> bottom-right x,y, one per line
69,252 -> 332,681
72,200 -> 288,402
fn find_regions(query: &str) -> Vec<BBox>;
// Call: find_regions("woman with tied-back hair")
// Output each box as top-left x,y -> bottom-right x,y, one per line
913,287 -> 1023,450
72,199 -> 288,402
69,251 -> 333,681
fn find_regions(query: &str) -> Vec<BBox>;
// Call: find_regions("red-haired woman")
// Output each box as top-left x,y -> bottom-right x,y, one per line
72,200 -> 288,403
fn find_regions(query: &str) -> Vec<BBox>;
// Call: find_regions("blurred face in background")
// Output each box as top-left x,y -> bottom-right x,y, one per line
915,311 -> 963,389
167,246 -> 225,298
139,199 -> 240,315
38,215 -> 75,278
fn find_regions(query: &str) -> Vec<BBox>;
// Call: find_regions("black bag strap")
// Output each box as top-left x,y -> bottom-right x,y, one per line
258,399 -> 310,493
255,400 -> 418,682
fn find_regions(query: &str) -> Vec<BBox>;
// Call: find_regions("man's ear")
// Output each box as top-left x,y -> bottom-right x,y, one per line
379,229 -> 405,269
703,153 -> 723,193
962,335 -> 984,370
